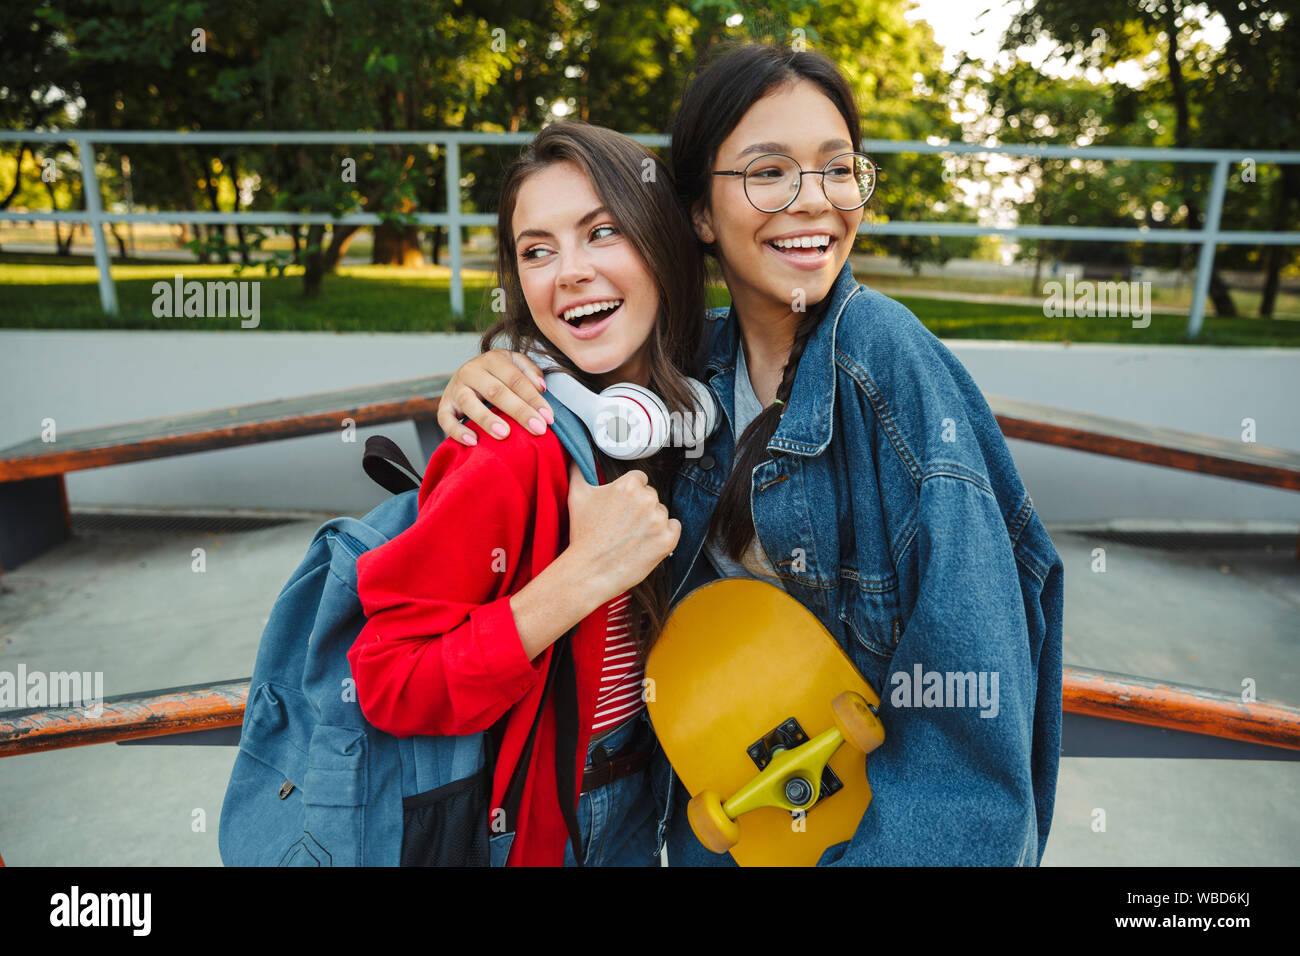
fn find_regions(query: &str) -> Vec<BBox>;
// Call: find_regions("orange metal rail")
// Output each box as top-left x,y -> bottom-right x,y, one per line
988,394 -> 1300,491
1061,668 -> 1300,753
0,679 -> 247,757
0,375 -> 450,482
3,668 -> 1299,759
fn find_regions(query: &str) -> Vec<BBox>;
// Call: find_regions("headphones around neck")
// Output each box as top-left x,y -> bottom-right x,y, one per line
529,351 -> 719,461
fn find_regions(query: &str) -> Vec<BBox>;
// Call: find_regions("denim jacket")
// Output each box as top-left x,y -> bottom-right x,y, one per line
647,258 -> 1064,866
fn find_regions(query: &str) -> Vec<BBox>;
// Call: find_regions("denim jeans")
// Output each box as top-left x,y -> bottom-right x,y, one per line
489,708 -> 661,867
663,770 -> 737,867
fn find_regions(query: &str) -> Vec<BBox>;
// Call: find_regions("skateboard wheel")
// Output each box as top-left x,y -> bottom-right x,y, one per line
687,790 -> 740,853
832,691 -> 885,754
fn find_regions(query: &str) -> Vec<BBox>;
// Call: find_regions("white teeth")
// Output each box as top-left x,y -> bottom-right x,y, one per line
771,234 -> 832,249
562,299 -> 622,322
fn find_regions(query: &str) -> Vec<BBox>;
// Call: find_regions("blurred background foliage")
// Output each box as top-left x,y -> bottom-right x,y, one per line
0,0 -> 1295,320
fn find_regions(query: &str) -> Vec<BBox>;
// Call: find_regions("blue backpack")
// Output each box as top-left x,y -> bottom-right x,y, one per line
219,407 -> 599,867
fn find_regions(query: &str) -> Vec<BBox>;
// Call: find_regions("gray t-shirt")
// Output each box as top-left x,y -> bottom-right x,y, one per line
703,344 -> 786,589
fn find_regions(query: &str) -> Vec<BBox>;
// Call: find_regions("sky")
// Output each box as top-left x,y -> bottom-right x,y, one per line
904,0 -> 1023,69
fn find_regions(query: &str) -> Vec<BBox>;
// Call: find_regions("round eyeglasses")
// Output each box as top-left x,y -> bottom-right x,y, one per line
711,152 -> 877,213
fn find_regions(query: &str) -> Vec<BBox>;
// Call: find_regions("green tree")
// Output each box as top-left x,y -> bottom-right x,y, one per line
1002,0 -> 1300,321
8,0 -> 978,299
976,57 -> 1194,287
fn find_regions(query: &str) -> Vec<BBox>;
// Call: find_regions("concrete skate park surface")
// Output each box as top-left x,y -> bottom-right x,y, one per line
1,329 -> 1297,865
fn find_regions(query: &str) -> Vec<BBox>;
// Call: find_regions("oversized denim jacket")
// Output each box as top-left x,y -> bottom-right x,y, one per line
646,258 -> 1064,866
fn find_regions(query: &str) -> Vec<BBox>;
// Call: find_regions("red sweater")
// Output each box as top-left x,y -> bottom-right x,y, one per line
348,422 -> 610,866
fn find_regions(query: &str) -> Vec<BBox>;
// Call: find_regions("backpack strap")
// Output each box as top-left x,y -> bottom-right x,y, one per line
540,399 -> 596,865
362,401 -> 597,495
363,435 -> 423,494
550,631 -> 586,866
498,651 -> 557,829
498,628 -> 586,866
547,402 -> 600,486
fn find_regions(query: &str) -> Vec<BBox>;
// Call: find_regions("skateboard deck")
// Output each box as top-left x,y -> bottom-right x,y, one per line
646,578 -> 883,866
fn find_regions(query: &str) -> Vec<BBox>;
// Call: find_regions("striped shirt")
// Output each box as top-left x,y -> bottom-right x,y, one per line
590,593 -> 645,735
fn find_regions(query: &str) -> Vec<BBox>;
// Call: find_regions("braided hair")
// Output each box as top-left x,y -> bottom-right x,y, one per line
705,296 -> 830,559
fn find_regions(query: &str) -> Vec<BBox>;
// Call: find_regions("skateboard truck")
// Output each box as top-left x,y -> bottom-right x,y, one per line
747,718 -> 844,810
687,691 -> 885,853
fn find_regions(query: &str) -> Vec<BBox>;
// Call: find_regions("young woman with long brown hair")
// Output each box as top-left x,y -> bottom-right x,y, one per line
348,121 -> 705,866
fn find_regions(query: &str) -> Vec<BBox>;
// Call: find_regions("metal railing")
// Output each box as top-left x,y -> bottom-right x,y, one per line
6,667 -> 1300,758
1,131 -> 1298,336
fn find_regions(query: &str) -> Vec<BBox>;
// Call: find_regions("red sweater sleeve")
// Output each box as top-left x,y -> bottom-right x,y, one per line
348,427 -> 560,737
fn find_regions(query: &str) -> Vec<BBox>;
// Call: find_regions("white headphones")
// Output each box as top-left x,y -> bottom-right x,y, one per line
531,352 -> 719,461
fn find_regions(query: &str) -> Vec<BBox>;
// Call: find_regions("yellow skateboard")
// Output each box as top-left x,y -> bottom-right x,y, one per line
646,578 -> 885,866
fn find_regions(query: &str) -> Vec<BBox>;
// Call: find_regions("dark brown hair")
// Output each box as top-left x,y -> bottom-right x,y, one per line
669,42 -> 863,560
482,121 -> 705,650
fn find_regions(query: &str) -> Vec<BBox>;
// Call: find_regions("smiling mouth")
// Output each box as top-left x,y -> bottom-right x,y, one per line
765,236 -> 835,258
562,300 -> 623,329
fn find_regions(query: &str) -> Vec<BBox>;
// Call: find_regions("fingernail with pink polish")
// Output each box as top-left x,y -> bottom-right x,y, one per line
462,432 -> 478,446
539,406 -> 555,425
528,417 -> 546,435
491,422 -> 509,439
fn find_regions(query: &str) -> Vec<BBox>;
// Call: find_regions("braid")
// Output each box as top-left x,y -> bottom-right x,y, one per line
773,310 -> 820,405
707,301 -> 829,560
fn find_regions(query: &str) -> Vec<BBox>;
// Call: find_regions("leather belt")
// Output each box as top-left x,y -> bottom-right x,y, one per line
581,744 -> 653,794
580,716 -> 655,794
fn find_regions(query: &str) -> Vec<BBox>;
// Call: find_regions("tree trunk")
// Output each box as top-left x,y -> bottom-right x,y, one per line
323,224 -> 361,271
174,148 -> 204,259
1258,166 -> 1298,318
108,222 -> 128,258
193,224 -> 210,264
225,155 -> 250,266
0,144 -> 27,210
290,225 -> 301,264
510,63 -> 526,132
1260,247 -> 1281,319
1177,195 -> 1237,317
302,223 -> 328,298
43,178 -> 73,256
429,226 -> 443,265
203,159 -> 229,264
371,223 -> 426,266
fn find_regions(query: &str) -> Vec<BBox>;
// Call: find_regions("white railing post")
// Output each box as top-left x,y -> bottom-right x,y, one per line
77,135 -> 118,316
1188,157 -> 1229,339
445,137 -> 464,321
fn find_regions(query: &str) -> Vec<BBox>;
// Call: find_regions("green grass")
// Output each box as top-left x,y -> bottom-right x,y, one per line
858,269 -> 1300,319
2,253 -> 1298,346
892,294 -> 1300,346
0,253 -> 501,332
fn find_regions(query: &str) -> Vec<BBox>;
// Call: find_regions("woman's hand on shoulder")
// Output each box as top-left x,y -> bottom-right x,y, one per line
437,349 -> 555,445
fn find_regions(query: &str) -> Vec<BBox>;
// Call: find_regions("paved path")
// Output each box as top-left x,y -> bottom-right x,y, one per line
0,516 -> 1295,865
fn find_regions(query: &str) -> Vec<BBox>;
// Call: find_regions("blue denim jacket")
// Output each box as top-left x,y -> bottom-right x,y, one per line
647,258 -> 1064,866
